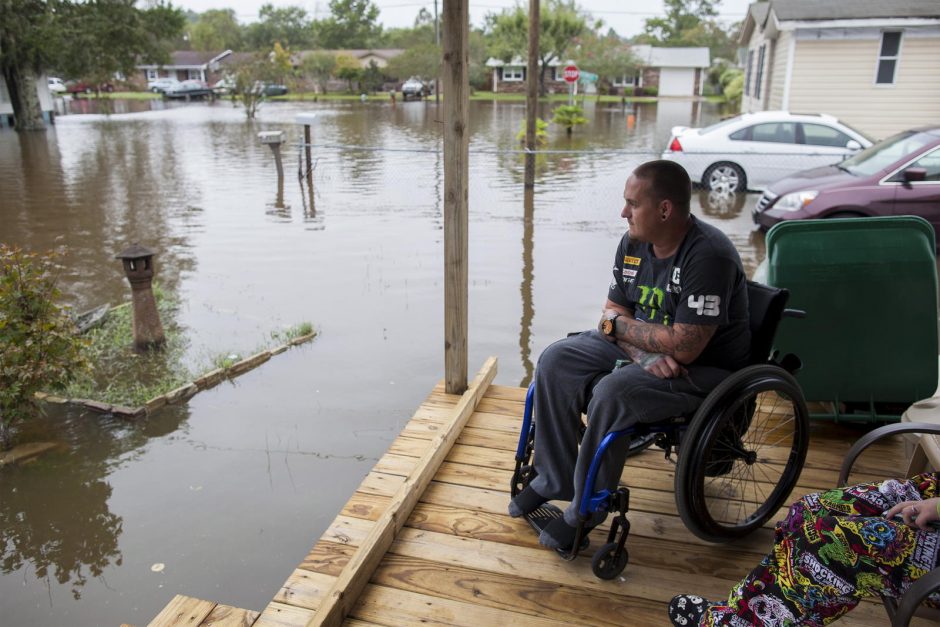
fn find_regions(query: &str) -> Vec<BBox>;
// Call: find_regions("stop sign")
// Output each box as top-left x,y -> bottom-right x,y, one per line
563,65 -> 579,83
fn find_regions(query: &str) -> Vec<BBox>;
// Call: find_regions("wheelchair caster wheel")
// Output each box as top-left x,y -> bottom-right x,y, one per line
591,542 -> 628,580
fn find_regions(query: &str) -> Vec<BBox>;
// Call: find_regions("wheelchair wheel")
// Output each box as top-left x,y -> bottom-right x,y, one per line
591,542 -> 628,580
675,364 -> 809,543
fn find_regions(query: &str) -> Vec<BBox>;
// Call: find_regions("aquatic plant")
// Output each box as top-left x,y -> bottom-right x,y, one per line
0,245 -> 90,450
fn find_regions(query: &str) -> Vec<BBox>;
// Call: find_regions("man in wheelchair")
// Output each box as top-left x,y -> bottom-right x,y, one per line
508,160 -> 752,551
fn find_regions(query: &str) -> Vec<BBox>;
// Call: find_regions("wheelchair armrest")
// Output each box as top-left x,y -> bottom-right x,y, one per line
890,566 -> 940,627
782,308 -> 806,319
839,422 -> 940,487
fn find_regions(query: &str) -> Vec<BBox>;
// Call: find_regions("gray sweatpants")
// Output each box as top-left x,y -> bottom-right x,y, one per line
528,330 -> 732,526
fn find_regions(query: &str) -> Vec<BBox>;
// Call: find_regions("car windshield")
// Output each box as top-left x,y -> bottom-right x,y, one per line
839,131 -> 936,176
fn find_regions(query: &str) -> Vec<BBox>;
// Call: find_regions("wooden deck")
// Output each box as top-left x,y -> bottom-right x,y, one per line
149,358 -> 914,627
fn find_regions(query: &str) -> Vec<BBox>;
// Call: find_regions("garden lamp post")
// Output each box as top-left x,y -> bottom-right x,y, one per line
116,243 -> 166,351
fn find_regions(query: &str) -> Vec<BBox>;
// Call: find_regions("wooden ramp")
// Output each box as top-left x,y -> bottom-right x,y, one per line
150,358 -> 914,627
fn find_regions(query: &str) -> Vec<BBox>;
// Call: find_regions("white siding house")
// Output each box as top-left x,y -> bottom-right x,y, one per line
0,74 -> 55,128
740,0 -> 940,139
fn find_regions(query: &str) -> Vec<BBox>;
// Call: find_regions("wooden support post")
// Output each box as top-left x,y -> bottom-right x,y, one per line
442,0 -> 469,395
304,124 -> 312,183
524,0 -> 539,189
305,358 -> 497,627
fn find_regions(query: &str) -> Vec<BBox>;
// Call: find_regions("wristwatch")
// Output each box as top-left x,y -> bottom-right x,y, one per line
602,313 -> 620,337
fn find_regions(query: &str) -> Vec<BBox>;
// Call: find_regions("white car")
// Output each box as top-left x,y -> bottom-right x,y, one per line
147,77 -> 181,93
47,77 -> 66,94
661,111 -> 873,192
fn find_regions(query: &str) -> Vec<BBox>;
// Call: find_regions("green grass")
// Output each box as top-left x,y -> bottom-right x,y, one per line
62,287 -> 315,407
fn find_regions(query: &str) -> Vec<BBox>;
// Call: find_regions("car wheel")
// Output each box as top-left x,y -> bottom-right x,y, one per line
151,87 -> 160,93
703,162 -> 746,193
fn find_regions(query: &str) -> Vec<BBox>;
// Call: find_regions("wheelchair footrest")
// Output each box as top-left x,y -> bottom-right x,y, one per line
524,503 -> 590,553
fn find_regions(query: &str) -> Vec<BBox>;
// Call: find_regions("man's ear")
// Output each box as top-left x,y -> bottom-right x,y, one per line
660,199 -> 672,221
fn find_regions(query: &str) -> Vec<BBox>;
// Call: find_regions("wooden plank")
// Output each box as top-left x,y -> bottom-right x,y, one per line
350,584 -> 571,627
148,595 -> 217,627
200,604 -> 259,627
307,358 -> 497,626
371,554 -> 664,626
253,602 -> 315,627
272,569 -> 335,611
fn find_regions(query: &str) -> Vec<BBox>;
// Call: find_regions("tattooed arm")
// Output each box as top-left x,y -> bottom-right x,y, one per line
602,300 -> 717,365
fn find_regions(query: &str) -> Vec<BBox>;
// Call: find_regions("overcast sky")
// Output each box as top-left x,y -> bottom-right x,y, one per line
172,0 -> 753,38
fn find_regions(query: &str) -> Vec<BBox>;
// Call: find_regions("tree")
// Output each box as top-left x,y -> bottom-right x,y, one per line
190,9 -> 243,52
334,53 -> 363,92
385,44 -> 440,83
314,0 -> 382,49
245,4 -> 312,50
231,53 -> 278,119
0,246 -> 89,450
572,28 -> 639,94
361,60 -> 384,93
485,0 -> 586,96
0,0 -> 183,132
301,51 -> 336,94
641,0 -> 718,43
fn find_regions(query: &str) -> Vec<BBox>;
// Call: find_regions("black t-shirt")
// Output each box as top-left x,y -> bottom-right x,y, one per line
606,216 -> 751,370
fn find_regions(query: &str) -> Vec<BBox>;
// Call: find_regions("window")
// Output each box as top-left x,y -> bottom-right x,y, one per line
802,124 -> 853,148
750,122 -> 797,144
876,31 -> 902,85
502,66 -> 524,81
729,127 -> 751,141
754,44 -> 766,98
887,148 -> 940,183
146,69 -> 158,80
187,69 -> 202,80
613,74 -> 635,87
744,49 -> 753,96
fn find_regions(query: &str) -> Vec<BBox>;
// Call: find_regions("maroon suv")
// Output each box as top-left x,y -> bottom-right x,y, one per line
753,126 -> 940,242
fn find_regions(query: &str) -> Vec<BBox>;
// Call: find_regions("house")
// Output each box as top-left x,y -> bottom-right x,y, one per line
485,57 -> 568,94
136,50 -> 244,87
739,0 -> 940,139
0,74 -> 55,128
485,46 -> 710,97
629,46 -> 710,97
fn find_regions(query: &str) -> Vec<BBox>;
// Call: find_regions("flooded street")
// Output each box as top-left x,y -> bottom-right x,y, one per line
0,97 -> 761,625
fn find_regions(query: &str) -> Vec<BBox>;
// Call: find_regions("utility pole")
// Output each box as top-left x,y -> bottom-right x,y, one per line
434,0 -> 440,104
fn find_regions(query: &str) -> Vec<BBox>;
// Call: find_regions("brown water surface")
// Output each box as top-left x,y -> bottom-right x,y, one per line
0,97 -> 761,625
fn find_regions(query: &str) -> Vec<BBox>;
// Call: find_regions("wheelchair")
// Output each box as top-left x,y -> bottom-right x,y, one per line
510,281 -> 810,579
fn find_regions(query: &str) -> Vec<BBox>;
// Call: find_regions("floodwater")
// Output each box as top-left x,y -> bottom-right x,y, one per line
0,96 -> 760,625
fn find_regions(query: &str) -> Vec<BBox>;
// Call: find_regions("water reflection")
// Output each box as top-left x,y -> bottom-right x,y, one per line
519,187 -> 535,387
698,188 -> 748,219
0,405 -> 190,600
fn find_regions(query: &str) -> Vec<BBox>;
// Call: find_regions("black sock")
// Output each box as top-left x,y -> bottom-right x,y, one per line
508,485 -> 546,518
538,517 -> 583,550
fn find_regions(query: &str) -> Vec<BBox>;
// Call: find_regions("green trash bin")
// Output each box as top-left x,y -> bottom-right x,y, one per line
766,216 -> 938,422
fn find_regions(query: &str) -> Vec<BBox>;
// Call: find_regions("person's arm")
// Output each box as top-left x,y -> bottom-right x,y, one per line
604,309 -> 717,365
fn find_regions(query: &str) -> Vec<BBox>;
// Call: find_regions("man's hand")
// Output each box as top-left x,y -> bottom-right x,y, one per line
618,342 -> 687,379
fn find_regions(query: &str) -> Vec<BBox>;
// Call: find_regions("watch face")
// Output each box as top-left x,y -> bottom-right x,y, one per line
602,319 -> 614,335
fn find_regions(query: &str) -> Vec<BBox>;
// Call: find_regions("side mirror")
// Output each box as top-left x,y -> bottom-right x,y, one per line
904,167 -> 928,183
845,140 -> 862,150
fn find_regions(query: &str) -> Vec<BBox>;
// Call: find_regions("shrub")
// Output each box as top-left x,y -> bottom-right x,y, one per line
0,246 -> 89,449
516,117 -> 548,145
551,104 -> 588,135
